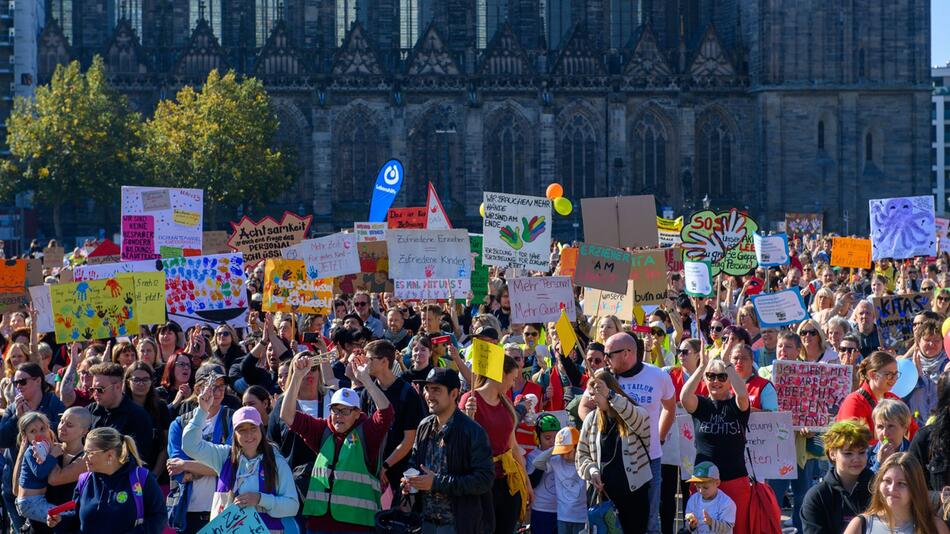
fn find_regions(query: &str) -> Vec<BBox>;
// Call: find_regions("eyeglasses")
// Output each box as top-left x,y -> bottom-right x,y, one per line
875,371 -> 901,380
800,330 -> 820,337
523,332 -> 539,338
606,348 -> 627,359
128,377 -> 151,385
838,346 -> 860,353
710,326 -> 724,333
354,302 -> 369,307
330,406 -> 356,416
175,361 -> 192,368
11,378 -> 31,387
705,372 -> 729,382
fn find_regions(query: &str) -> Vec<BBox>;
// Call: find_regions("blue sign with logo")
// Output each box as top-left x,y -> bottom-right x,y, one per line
368,159 -> 404,222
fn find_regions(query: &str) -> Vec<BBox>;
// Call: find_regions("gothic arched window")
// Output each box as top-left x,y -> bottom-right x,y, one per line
409,107 -> 462,208
256,0 -> 281,47
189,0 -> 222,37
696,112 -> 734,199
485,114 -> 528,193
631,112 -> 668,193
334,109 -> 381,202
559,114 -> 598,199
818,121 -> 825,150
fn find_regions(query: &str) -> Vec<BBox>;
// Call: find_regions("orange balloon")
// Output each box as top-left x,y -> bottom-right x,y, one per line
546,183 -> 564,200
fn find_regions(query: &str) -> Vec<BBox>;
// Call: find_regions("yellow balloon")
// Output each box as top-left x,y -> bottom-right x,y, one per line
943,317 -> 950,337
554,197 -> 573,216
479,202 -> 485,218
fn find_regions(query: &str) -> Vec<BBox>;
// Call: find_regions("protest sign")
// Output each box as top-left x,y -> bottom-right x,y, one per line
683,260 -> 714,297
675,413 -> 697,479
666,246 -> 684,272
482,192 -> 552,270
162,253 -> 248,329
869,196 -> 936,260
657,216 -> 683,246
386,229 -> 470,280
830,237 -> 873,269
42,247 -> 64,270
282,232 -> 361,279
50,276 -> 139,343
574,243 -> 633,294
873,292 -> 931,349
196,503 -> 269,534
581,195 -> 658,248
85,240 -> 121,265
753,233 -> 789,267
227,212 -> 312,266
28,285 -> 54,333
629,250 -> 667,306
681,209 -> 758,276
557,247 -> 578,277
368,159 -> 404,223
133,272 -> 167,325
121,186 -> 203,257
583,282 -> 635,320
744,412 -> 797,480
471,338 -> 504,382
262,259 -> 333,314
470,235 -> 489,303
393,278 -> 470,300
555,309 -> 577,355
785,213 -> 823,236
74,260 -> 156,282
354,222 -> 386,242
0,260 -> 26,294
508,276 -> 576,324
774,360 -> 852,430
937,217 -> 950,254
202,231 -> 232,254
387,207 -> 427,229
426,182 -> 452,229
750,289 -> 809,327
334,241 -> 392,294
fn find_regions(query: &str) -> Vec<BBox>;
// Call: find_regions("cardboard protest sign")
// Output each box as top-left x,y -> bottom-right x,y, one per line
508,276 -> 576,324
683,260 -> 714,297
262,259 -> 333,314
753,233 -> 789,267
581,195 -> 658,248
282,232 -> 361,279
629,250 -> 667,306
750,289 -> 809,327
393,278 -> 470,300
368,159 -> 404,223
133,272 -> 167,325
425,182 -> 452,229
869,196 -> 936,260
574,243 -> 633,294
657,216 -> 683,246
50,276 -> 139,343
666,246 -> 684,273
471,338 -> 504,382
937,217 -> 950,254
202,231 -> 232,254
334,241 -> 393,294
482,192 -> 552,270
583,282 -> 635,319
354,222 -> 386,242
387,207 -> 427,229
785,213 -> 823,236
873,292 -> 931,349
162,254 -> 248,329
557,247 -> 578,277
28,285 -> 54,333
680,209 -> 758,276
42,247 -> 64,270
774,360 -> 852,430
196,503 -> 268,534
121,186 -> 203,258
744,412 -> 797,480
0,260 -> 26,293
555,309 -> 578,355
830,237 -> 872,269
386,229 -> 471,280
227,212 -> 312,266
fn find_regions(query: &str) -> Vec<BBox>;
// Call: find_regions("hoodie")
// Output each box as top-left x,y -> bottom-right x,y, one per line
60,460 -> 166,534
801,466 -> 873,534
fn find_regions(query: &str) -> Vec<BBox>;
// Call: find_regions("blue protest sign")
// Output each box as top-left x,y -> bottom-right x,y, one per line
368,159 -> 404,222
750,289 -> 810,328
196,504 -> 269,534
753,232 -> 789,267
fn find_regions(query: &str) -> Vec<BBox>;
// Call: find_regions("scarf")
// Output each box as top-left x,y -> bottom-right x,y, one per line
920,350 -> 948,384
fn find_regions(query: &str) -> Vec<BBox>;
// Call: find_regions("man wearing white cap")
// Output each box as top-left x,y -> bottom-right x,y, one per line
280,352 -> 394,534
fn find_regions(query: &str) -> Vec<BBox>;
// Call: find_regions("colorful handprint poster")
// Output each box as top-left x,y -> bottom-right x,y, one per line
50,276 -> 139,343
679,209 -> 759,276
482,192 -> 551,271
262,259 -> 332,314
121,186 -> 203,258
386,229 -> 470,280
161,253 -> 248,329
869,196 -> 936,260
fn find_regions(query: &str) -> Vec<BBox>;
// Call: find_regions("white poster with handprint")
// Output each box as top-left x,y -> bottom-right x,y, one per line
281,232 -> 361,279
482,192 -> 552,271
679,209 -> 759,276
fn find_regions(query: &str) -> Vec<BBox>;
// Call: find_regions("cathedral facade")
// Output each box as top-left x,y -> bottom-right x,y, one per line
36,0 -> 932,235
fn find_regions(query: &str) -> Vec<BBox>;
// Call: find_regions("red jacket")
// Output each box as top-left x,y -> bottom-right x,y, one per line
746,375 -> 772,410
836,382 -> 917,445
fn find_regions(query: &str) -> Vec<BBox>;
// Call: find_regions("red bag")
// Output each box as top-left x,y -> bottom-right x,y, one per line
746,450 -> 782,534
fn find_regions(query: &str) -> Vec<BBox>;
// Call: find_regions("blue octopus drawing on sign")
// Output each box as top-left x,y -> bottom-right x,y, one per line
869,196 -> 936,260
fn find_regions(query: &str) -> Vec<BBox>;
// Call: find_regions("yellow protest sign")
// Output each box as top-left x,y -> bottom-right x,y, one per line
50,275 -> 139,343
471,338 -> 504,382
262,259 -> 333,314
555,309 -> 577,356
831,237 -> 872,269
173,209 -> 201,227
656,216 -> 683,231
133,272 -> 166,325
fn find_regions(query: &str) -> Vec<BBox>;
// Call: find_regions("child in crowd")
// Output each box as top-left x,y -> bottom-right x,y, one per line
869,399 -> 912,472
684,462 -> 736,534
12,412 -> 57,525
549,426 -> 586,534
527,414 -> 561,534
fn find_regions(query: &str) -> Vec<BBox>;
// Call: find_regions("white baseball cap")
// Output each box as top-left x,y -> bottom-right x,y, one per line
329,388 -> 361,409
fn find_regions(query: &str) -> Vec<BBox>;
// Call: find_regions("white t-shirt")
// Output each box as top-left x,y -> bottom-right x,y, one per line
188,411 -> 219,512
685,489 -> 736,534
616,363 -> 675,459
526,448 -> 557,514
297,396 -> 329,419
550,455 -> 586,524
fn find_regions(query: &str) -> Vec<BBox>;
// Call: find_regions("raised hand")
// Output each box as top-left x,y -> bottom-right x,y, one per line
197,383 -> 214,413
521,216 -> 546,243
500,226 -> 523,250
683,231 -> 726,263
719,209 -> 747,250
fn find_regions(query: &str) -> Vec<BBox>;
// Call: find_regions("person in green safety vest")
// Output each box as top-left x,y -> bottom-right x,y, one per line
280,349 -> 394,534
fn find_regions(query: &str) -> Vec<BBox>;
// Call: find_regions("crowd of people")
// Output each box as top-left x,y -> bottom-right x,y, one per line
0,233 -> 948,534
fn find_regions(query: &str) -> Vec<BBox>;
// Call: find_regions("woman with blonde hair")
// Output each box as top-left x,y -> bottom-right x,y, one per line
0,342 -> 32,409
594,315 -> 622,344
797,318 -> 839,363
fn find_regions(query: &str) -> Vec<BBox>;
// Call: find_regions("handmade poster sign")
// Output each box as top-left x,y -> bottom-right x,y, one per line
666,247 -> 684,272
121,215 -> 158,261
830,237 -> 873,269
869,196 -> 936,260
753,233 -> 789,267
675,414 -> 697,479
196,503 -> 269,534
583,282 -> 635,320
354,222 -> 386,242
393,278 -> 470,300
50,276 -> 139,343
774,360 -> 852,430
282,232 -> 361,279
744,412 -> 796,479
85,240 -> 121,265
42,247 -> 65,270
74,259 -> 157,282
161,253 -> 248,329
629,250 -> 667,306
227,212 -> 312,266
657,216 -> 683,247
386,229 -> 470,281
28,285 -> 54,333
262,259 -> 333,314
937,217 -> 950,254
387,207 -> 427,229
334,241 -> 392,294
133,272 -> 167,325
121,186 -> 203,257
873,292 -> 931,349
0,260 -> 26,294
680,209 -> 758,276
425,182 -> 452,229
557,247 -> 578,277
482,192 -> 551,270
785,213 -> 823,236
202,231 -> 232,254
471,338 -> 504,382
683,260 -> 714,297
508,276 -> 576,324
469,235 -> 489,303
581,195 -> 658,248
750,289 -> 809,328
574,243 -> 633,294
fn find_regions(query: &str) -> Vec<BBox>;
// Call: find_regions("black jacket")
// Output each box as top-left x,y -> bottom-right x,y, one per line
801,467 -> 873,534
408,409 -> 495,534
908,424 -> 949,492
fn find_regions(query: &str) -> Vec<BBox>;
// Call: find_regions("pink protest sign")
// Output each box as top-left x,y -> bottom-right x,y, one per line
773,360 -> 852,430
121,215 -> 158,261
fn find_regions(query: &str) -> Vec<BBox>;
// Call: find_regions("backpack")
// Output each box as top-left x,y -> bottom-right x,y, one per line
745,449 -> 782,534
76,466 -> 148,527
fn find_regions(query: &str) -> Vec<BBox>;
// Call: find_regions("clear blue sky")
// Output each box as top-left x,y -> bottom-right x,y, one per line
935,3 -> 950,67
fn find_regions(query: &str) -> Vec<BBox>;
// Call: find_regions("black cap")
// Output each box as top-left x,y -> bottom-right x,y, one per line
415,367 -> 462,392
473,326 -> 500,342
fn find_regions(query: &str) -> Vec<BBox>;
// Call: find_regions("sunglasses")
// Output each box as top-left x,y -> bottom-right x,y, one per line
838,346 -> 859,353
800,330 -> 820,337
90,383 -> 117,394
677,348 -> 692,355
705,372 -> 729,382
215,331 -> 231,337
606,348 -> 627,358
523,332 -> 539,337
354,302 -> 369,307
710,326 -> 724,332
11,378 -> 31,387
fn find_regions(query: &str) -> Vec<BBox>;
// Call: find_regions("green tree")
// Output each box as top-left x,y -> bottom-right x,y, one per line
137,70 -> 295,226
1,56 -> 141,238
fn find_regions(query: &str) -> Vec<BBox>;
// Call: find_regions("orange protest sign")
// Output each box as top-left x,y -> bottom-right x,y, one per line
0,260 -> 26,294
387,207 -> 427,229
831,237 -> 872,269
557,247 -> 578,277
